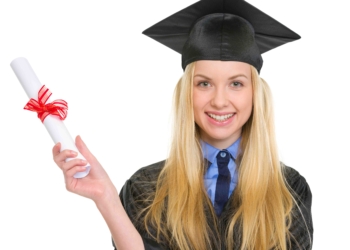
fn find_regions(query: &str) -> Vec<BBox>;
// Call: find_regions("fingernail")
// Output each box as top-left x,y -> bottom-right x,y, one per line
80,159 -> 87,164
71,150 -> 78,156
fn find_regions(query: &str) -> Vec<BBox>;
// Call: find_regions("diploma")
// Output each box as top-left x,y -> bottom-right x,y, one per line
10,57 -> 90,178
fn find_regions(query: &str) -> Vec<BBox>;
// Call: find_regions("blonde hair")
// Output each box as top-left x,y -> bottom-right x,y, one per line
144,62 -> 299,249
227,66 -> 293,249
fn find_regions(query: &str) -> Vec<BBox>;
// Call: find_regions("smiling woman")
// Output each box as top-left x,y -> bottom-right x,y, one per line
125,59 -> 312,250
51,0 -> 313,249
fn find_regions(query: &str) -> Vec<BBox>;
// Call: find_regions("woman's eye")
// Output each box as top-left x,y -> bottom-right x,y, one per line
231,81 -> 242,87
198,81 -> 211,87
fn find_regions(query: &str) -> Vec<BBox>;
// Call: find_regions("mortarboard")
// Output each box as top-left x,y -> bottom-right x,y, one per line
142,0 -> 300,73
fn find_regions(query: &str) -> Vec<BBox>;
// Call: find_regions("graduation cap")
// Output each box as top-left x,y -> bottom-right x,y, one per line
142,0 -> 300,73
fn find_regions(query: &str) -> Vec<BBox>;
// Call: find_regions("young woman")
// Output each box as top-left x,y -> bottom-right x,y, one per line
53,1 -> 313,249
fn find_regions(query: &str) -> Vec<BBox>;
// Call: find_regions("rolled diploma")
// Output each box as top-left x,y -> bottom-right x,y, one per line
10,57 -> 90,178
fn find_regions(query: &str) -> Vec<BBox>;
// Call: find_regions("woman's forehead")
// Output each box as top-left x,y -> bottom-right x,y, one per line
194,60 -> 251,78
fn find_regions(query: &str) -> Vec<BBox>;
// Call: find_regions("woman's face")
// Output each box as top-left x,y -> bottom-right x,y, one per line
193,60 -> 253,149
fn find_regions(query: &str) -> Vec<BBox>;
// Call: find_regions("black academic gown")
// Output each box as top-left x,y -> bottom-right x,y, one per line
113,161 -> 313,250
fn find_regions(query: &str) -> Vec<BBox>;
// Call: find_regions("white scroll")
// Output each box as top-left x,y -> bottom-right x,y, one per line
11,57 -> 90,178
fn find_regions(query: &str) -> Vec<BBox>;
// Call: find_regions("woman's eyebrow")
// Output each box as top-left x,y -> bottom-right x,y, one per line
228,74 -> 248,79
193,74 -> 212,80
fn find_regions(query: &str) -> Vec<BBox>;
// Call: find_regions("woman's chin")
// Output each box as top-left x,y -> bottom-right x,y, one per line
200,131 -> 241,148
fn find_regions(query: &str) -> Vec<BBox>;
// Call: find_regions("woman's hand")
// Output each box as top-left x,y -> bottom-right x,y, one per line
52,135 -> 117,204
53,136 -> 144,249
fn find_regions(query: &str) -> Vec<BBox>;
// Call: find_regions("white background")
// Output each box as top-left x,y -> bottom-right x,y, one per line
0,0 -> 348,249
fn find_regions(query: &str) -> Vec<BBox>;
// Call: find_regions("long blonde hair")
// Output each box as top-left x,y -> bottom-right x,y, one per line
144,62 -> 297,249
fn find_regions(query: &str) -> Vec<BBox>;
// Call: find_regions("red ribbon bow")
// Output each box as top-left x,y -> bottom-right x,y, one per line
24,85 -> 68,122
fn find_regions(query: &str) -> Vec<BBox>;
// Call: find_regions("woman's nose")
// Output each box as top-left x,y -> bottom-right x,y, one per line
210,87 -> 229,108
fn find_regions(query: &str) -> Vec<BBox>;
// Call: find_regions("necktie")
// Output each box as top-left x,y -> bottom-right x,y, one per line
214,149 -> 231,216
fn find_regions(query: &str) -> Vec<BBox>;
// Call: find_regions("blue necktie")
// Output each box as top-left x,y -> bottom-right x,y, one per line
214,150 -> 231,216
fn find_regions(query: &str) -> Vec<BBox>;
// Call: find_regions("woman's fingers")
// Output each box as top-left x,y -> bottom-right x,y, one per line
52,136 -> 96,177
61,158 -> 87,173
52,136 -> 98,169
65,164 -> 88,179
53,148 -> 79,167
52,142 -> 61,159
75,135 -> 98,166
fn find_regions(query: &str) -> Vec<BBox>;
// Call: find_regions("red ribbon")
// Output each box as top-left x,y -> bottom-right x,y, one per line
24,85 -> 68,122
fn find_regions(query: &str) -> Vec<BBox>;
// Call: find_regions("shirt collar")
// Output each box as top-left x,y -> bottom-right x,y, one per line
201,137 -> 241,164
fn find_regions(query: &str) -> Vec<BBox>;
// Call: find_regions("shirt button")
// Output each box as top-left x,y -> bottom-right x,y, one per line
220,152 -> 227,158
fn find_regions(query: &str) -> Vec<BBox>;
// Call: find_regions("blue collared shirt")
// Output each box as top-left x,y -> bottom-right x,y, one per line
202,138 -> 240,205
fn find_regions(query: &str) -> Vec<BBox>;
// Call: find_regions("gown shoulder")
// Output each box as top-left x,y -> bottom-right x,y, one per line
283,165 -> 313,249
115,160 -> 167,250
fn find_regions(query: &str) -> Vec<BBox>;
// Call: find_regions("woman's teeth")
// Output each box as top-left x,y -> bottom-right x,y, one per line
207,113 -> 234,121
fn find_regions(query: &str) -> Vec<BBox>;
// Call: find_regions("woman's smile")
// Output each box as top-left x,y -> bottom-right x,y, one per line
205,112 -> 236,126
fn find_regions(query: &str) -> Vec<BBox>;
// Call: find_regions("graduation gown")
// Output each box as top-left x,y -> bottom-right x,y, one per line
113,160 -> 313,250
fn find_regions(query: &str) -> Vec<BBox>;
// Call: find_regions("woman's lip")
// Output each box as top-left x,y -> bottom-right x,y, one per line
206,112 -> 235,126
205,111 -> 235,115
